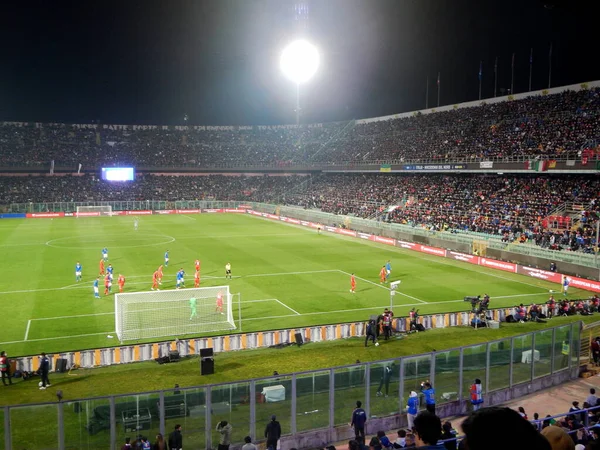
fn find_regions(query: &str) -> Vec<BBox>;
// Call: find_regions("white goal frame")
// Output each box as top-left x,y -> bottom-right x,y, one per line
76,205 -> 113,217
114,286 -> 236,343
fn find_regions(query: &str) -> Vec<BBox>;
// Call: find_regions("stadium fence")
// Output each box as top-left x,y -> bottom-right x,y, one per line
1,321 -> 583,450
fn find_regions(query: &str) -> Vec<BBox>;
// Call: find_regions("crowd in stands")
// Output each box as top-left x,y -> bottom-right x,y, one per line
285,173 -> 600,252
0,87 -> 598,167
0,174 -> 305,204
2,172 -> 600,253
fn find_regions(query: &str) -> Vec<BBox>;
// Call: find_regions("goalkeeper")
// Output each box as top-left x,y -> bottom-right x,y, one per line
189,297 -> 197,320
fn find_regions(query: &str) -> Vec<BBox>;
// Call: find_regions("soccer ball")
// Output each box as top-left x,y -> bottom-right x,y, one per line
549,290 -> 554,293
38,381 -> 43,387
375,342 -> 380,347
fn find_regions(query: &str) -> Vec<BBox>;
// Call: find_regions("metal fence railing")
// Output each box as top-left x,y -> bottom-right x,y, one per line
1,322 -> 580,450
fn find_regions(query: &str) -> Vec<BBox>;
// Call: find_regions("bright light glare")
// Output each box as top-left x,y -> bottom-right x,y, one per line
280,40 -> 320,84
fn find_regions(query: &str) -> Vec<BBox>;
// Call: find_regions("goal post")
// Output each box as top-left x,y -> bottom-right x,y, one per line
76,205 -> 113,217
114,286 -> 236,343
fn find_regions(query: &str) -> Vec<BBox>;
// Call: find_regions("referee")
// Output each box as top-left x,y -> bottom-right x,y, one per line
225,262 -> 232,279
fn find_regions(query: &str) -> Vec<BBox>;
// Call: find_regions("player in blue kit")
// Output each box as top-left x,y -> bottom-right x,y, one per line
385,260 -> 392,281
102,247 -> 108,261
106,264 -> 114,277
176,268 -> 185,289
164,250 -> 169,267
75,261 -> 82,282
93,277 -> 100,298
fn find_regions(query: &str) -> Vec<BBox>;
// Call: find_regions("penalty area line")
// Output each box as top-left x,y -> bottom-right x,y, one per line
0,331 -> 115,346
24,320 -> 31,341
337,269 -> 427,304
275,299 -> 301,315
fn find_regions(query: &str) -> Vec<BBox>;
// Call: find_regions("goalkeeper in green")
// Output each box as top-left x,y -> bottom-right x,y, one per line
189,297 -> 197,320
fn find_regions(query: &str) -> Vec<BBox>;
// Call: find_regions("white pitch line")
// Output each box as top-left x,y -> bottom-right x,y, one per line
275,299 -> 301,315
4,292 -> 557,346
0,331 -> 114,346
337,269 -> 427,304
24,320 -> 31,341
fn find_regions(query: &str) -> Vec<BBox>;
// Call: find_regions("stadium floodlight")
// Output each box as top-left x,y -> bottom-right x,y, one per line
280,39 -> 320,84
280,39 -> 320,125
115,286 -> 235,343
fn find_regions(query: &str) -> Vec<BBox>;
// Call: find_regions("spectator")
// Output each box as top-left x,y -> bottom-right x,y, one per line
587,389 -> 598,407
351,400 -> 367,442
121,437 -> 133,450
216,420 -> 232,450
469,379 -> 483,411
461,407 -> 551,450
412,411 -> 445,449
420,381 -> 436,414
394,429 -> 407,448
406,391 -> 419,430
518,407 -> 528,420
168,424 -> 182,450
540,425 -> 575,450
265,415 -> 281,450
242,436 -> 257,450
152,433 -> 165,450
440,422 -> 457,450
377,431 -> 393,450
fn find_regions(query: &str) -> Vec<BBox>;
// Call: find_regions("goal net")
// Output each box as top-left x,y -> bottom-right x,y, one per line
76,205 -> 113,217
114,286 -> 235,343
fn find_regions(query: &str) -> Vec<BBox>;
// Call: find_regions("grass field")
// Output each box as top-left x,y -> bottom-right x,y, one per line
0,212 -> 589,357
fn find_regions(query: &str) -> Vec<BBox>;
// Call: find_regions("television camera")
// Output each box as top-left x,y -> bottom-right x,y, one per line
464,296 -> 482,312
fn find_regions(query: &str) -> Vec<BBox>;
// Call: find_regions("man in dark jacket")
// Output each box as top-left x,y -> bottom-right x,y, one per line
265,415 -> 281,450
413,412 -> 446,449
351,400 -> 367,441
168,424 -> 182,450
39,352 -> 50,389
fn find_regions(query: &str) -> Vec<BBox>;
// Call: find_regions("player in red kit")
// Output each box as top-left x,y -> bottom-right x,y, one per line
216,291 -> 224,314
118,274 -> 126,293
99,259 -> 105,275
194,270 -> 200,288
350,273 -> 356,293
195,259 -> 201,272
104,274 -> 110,296
151,270 -> 159,290
157,265 -> 163,285
379,266 -> 386,284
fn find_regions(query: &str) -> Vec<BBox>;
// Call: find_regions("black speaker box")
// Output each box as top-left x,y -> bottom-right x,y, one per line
200,348 -> 214,358
416,324 -> 425,332
200,358 -> 214,375
55,358 -> 68,373
169,351 -> 180,362
295,332 -> 304,346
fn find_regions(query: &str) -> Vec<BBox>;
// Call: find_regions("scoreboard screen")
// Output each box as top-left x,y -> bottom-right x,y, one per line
101,167 -> 135,181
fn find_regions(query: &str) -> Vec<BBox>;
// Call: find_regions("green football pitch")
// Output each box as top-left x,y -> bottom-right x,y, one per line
0,213 -> 587,357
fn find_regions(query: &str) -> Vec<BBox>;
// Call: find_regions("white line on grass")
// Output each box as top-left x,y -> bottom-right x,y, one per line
0,331 -> 114,346
8,291 -> 553,346
275,299 -> 301,315
337,269 -> 427,304
24,320 -> 31,341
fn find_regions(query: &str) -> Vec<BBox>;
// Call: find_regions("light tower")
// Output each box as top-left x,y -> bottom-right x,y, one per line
280,40 -> 320,125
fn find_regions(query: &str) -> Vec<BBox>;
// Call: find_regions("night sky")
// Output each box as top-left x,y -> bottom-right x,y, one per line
1,0 -> 597,126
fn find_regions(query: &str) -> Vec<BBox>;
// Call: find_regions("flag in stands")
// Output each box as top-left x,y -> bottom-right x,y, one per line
380,164 -> 392,172
524,161 -> 549,171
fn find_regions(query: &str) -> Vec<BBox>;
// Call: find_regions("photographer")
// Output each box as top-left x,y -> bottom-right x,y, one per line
514,304 -> 527,323
546,295 -> 556,318
420,381 -> 436,414
409,308 -> 420,332
528,303 -> 540,322
480,294 -> 490,312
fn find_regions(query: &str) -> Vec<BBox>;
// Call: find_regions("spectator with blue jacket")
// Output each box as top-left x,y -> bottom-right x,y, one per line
421,381 -> 436,415
406,391 -> 419,430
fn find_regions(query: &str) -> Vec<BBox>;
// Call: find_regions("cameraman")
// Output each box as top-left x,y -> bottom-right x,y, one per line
480,294 -> 490,311
409,308 -> 419,332
528,303 -> 540,322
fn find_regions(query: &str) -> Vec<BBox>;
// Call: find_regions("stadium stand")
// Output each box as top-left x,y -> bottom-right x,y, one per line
0,87 -> 598,168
